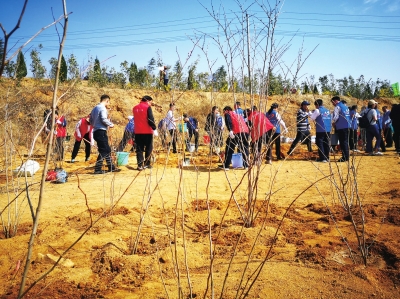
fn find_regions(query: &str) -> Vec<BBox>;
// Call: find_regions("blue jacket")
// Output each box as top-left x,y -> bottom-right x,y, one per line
185,117 -> 198,132
335,102 -> 350,130
315,106 -> 332,133
125,118 -> 134,133
349,110 -> 358,130
266,110 -> 281,134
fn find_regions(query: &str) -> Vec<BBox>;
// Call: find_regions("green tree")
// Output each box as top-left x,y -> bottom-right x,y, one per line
93,57 -> 101,73
318,75 -> 329,94
213,65 -> 228,92
48,57 -> 58,79
30,45 -> 46,79
59,55 -> 67,82
67,54 -> 80,80
5,61 -> 16,78
0,38 -> 3,70
187,61 -> 197,90
301,81 -> 310,94
16,51 -> 27,80
313,84 -> 319,94
129,63 -> 138,85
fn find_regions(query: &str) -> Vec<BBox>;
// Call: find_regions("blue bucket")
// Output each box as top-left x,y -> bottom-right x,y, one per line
232,153 -> 243,168
116,152 -> 129,166
178,123 -> 187,133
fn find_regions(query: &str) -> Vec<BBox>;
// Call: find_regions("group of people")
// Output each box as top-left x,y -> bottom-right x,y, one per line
49,94 -> 397,174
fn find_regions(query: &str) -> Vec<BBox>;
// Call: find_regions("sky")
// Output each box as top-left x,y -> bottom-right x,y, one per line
1,0 -> 399,85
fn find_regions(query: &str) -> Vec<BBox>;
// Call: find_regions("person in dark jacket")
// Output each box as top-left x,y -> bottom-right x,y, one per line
205,106 -> 220,153
287,101 -> 312,156
183,113 -> 199,152
390,104 -> 400,153
133,95 -> 157,170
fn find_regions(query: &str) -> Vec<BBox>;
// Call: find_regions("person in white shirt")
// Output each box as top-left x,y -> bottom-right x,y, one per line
165,103 -> 181,153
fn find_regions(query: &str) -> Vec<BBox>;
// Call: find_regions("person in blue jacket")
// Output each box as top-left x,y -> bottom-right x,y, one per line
117,115 -> 135,152
349,105 -> 361,152
375,103 -> 386,152
183,113 -> 199,152
310,99 -> 331,162
266,103 -> 288,160
331,96 -> 350,162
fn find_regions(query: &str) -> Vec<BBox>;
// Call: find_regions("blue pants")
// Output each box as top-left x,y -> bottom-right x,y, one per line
366,124 -> 381,153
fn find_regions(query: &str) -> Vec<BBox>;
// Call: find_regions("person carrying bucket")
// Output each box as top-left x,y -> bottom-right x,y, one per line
133,95 -> 157,170
117,115 -> 135,152
71,114 -> 93,163
219,106 -> 250,170
183,113 -> 199,152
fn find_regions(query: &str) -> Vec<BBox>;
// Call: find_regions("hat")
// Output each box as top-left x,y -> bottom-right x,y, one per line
368,99 -> 378,105
128,115 -> 133,120
301,101 -> 310,106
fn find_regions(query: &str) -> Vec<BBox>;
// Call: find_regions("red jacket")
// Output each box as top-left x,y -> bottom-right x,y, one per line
74,118 -> 93,141
248,111 -> 274,141
133,101 -> 154,134
56,115 -> 67,138
227,111 -> 249,134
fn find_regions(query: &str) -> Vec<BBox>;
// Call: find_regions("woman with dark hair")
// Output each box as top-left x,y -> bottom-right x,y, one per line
266,103 -> 287,160
205,106 -> 221,152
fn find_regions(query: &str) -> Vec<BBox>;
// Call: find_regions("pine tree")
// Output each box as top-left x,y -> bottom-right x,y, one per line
0,38 -> 4,71
48,57 -> 58,79
30,46 -> 46,79
16,51 -> 27,80
60,55 -> 67,82
67,54 -> 79,80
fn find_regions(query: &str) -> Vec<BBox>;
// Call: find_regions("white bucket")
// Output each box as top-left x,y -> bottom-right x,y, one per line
189,144 -> 195,153
183,158 -> 190,166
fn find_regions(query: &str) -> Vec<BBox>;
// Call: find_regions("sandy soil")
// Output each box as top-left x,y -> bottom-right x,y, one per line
1,143 -> 399,299
0,82 -> 399,298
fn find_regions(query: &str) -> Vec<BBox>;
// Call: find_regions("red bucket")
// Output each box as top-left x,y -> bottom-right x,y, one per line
203,135 -> 210,145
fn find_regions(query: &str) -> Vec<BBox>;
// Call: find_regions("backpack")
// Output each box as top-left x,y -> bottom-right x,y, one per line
359,109 -> 372,129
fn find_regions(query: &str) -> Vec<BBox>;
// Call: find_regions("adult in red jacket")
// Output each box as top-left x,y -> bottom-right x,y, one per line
133,96 -> 157,170
248,106 -> 275,164
71,115 -> 93,162
54,111 -> 67,161
219,106 -> 250,170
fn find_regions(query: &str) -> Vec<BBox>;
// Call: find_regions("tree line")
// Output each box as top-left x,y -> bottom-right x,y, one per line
0,38 -> 396,98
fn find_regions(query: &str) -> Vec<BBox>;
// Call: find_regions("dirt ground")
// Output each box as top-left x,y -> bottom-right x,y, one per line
1,142 -> 399,299
0,82 -> 399,298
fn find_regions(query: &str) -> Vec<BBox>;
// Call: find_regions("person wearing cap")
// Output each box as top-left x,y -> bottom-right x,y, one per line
331,96 -> 351,162
349,105 -> 361,153
309,99 -> 332,162
382,106 -> 393,148
183,113 -> 199,152
248,106 -> 275,164
90,94 -> 120,174
287,101 -> 313,156
219,106 -> 250,170
360,99 -> 383,156
116,115 -> 135,152
266,103 -> 288,160
165,103 -> 181,154
71,114 -> 94,163
133,95 -> 157,170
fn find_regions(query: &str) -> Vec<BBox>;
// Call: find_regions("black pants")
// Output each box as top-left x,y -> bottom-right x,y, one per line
169,129 -> 177,152
224,132 -> 249,168
93,130 -> 114,171
393,127 -> 400,151
71,133 -> 91,160
315,132 -> 330,161
252,132 -> 272,161
337,128 -> 349,160
288,130 -> 312,154
186,129 -> 199,151
270,132 -> 281,159
349,129 -> 358,150
117,130 -> 134,152
383,127 -> 393,147
379,129 -> 386,152
135,134 -> 153,167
